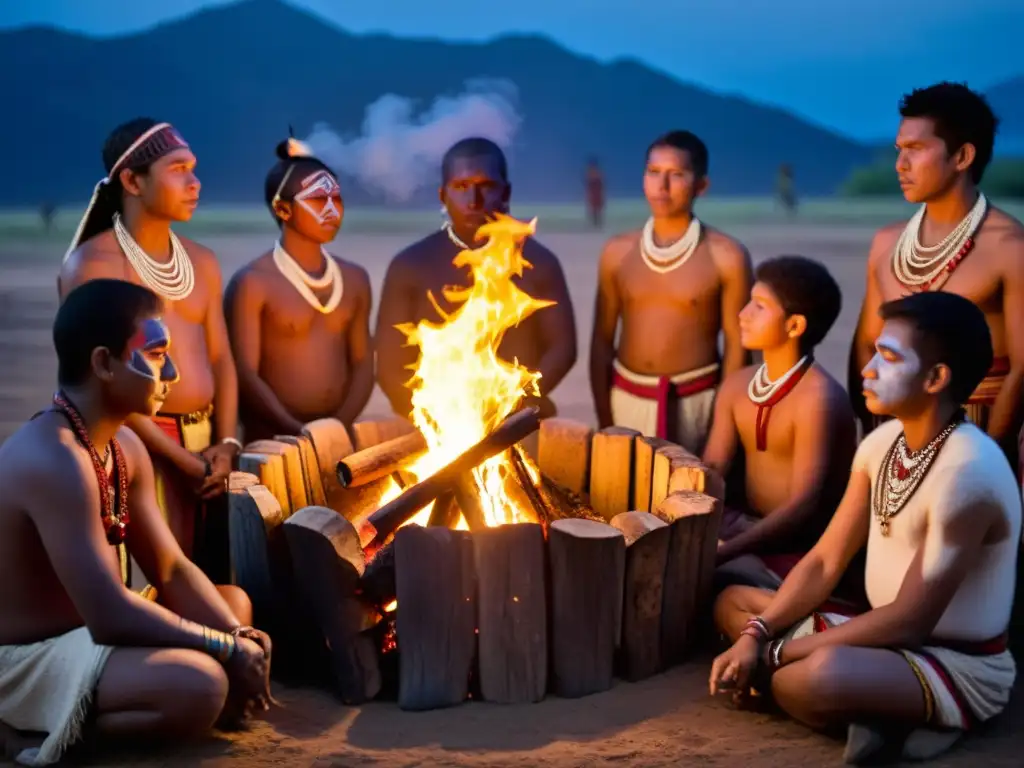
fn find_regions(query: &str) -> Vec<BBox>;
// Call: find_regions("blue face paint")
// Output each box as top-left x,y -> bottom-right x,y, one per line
125,317 -> 179,383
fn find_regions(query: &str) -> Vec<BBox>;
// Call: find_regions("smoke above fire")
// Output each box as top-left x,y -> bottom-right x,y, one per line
303,79 -> 521,203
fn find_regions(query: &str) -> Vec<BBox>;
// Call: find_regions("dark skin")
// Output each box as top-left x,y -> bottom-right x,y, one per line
0,324 -> 271,751
226,171 -> 373,440
375,154 -> 577,419
710,319 -> 1013,730
590,145 -> 753,428
850,116 -> 1024,449
58,148 -> 240,548
703,281 -> 856,563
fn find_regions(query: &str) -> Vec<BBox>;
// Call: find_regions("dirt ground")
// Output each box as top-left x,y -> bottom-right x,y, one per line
0,223 -> 1021,766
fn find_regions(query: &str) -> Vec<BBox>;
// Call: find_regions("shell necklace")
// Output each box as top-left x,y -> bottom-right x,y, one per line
892,193 -> 987,291
112,213 -> 194,301
640,216 -> 702,274
443,222 -> 481,252
747,356 -> 813,451
273,241 -> 343,314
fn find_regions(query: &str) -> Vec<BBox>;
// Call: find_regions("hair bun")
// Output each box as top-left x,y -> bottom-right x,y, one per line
275,137 -> 313,161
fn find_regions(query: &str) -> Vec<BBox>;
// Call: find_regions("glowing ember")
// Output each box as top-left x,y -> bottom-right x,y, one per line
380,214 -> 554,527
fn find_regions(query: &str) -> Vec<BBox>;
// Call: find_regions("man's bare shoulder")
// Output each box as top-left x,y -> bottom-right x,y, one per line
331,256 -> 372,294
984,206 -> 1024,251
523,238 -> 566,276
599,230 -> 639,269
867,220 -> 906,267
62,231 -> 128,283
392,231 -> 447,269
115,423 -> 149,481
804,365 -> 856,422
177,234 -> 221,280
718,363 -> 758,403
0,417 -> 89,509
703,227 -> 751,273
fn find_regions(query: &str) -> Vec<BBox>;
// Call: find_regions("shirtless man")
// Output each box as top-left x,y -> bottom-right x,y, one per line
711,291 -> 1019,764
376,137 -> 577,421
225,138 -> 373,441
0,280 -> 271,766
702,256 -> 857,592
849,82 -> 1024,477
590,130 -> 753,454
58,118 -> 241,566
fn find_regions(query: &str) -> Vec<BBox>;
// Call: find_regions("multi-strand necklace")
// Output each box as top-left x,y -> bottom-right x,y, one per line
873,413 -> 964,536
747,356 -> 813,451
892,193 -> 987,292
112,213 -> 195,301
272,241 -> 343,314
640,216 -> 702,274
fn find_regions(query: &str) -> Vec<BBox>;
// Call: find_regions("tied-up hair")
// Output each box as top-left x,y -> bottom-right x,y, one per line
63,119 -> 190,264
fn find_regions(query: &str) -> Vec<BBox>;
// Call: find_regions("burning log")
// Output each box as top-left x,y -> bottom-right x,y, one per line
651,446 -> 725,512
633,436 -> 673,512
473,523 -> 548,704
301,418 -> 355,507
244,439 -> 308,514
610,511 -> 671,681
452,473 -> 488,530
238,451 -> 289,514
275,434 -> 326,508
394,525 -> 477,710
426,490 -> 459,528
283,506 -> 381,704
537,417 -> 593,495
353,416 -> 417,452
589,426 -> 641,521
360,407 -> 541,548
655,491 -> 723,666
548,518 -> 626,698
336,430 -> 428,488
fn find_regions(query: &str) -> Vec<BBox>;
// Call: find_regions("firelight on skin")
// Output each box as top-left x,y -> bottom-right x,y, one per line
862,332 -> 922,409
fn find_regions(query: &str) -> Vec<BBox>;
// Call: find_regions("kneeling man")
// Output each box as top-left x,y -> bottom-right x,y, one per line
0,280 -> 272,766
710,291 -> 1019,763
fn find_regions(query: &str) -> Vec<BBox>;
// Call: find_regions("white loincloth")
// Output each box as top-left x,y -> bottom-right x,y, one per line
0,626 -> 113,766
610,359 -> 719,455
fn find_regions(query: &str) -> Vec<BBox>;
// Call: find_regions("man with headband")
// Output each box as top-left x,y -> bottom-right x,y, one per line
58,118 -> 241,580
0,280 -> 271,766
225,138 -> 373,439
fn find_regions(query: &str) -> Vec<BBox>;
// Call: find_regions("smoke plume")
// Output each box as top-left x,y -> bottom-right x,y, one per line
304,79 -> 521,203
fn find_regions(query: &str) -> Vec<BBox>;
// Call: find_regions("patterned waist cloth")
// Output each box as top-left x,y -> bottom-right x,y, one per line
611,360 -> 720,439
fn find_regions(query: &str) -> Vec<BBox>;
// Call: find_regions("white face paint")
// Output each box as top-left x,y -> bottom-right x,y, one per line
862,332 -> 922,408
294,170 -> 341,226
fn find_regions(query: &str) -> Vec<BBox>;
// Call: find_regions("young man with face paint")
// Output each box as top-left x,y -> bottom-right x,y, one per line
849,82 -> 1024,480
0,281 -> 273,766
58,118 -> 241,569
590,130 -> 754,455
224,139 -> 373,440
711,291 -> 1020,764
376,137 -> 577,422
701,257 -> 858,593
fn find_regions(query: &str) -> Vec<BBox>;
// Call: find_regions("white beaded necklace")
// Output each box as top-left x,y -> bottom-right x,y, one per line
272,241 -> 343,314
112,213 -> 195,301
747,356 -> 810,404
443,221 -> 481,252
892,193 -> 987,290
640,216 -> 702,274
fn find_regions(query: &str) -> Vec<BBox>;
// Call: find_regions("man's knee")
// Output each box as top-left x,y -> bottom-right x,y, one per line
712,585 -> 770,639
217,585 -> 253,626
161,651 -> 231,731
772,646 -> 846,720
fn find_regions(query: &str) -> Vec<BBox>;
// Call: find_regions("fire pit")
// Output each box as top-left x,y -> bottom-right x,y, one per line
226,215 -> 724,709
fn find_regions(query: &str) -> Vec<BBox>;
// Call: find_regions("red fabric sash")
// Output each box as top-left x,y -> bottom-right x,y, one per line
612,369 -> 719,439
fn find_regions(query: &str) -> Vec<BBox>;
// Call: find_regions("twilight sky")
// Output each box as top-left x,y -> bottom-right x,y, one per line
3,0 -> 1021,140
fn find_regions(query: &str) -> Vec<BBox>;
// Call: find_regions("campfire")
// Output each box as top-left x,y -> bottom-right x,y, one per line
227,215 -> 726,712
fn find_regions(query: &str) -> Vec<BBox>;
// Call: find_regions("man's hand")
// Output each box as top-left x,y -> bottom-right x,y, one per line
199,443 -> 236,500
709,634 -> 761,702
226,636 -> 272,710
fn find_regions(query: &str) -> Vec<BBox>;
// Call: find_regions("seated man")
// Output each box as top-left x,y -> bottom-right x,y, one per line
702,256 -> 857,593
709,291 -> 1020,764
0,280 -> 272,766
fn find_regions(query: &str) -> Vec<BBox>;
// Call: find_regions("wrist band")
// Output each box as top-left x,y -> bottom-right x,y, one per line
742,615 -> 772,643
201,625 -> 236,663
221,437 -> 242,451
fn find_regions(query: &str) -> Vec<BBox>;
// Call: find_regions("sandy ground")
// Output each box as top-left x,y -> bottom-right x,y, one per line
0,223 -> 1021,766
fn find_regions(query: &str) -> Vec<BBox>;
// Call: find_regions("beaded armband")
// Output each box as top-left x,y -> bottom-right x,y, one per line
201,625 -> 237,663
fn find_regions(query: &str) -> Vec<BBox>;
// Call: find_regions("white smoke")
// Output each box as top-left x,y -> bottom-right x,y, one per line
304,79 -> 521,203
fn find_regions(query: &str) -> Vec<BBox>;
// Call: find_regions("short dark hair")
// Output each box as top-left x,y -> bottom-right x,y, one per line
879,291 -> 993,404
899,82 -> 999,184
755,256 -> 842,350
54,280 -> 163,386
441,137 -> 508,183
646,130 -> 709,178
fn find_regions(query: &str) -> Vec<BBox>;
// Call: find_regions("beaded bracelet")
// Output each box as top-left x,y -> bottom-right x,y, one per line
741,615 -> 772,644
201,625 -> 237,663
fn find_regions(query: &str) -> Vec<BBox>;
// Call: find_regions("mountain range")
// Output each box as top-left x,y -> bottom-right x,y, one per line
2,0 -> 1021,206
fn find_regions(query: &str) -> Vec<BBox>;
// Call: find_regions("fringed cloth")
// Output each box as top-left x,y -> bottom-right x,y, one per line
610,359 -> 719,454
786,612 -> 1016,730
0,627 -> 113,766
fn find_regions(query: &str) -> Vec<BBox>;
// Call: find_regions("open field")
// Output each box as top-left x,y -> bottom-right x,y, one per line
0,197 -> 1021,766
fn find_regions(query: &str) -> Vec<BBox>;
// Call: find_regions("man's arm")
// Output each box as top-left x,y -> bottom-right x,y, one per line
224,270 -> 303,435
336,265 -> 374,428
717,239 -> 754,377
701,372 -> 741,478
375,255 -> 419,419
531,250 -> 577,399
198,249 -> 239,446
986,234 -> 1024,443
589,238 -> 624,428
779,468 -> 1000,663
717,384 -> 838,562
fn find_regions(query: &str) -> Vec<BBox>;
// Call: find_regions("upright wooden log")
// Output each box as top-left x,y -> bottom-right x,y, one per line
473,523 -> 548,704
426,490 -> 459,528
548,518 -> 626,698
302,418 -> 355,506
394,525 -> 476,710
228,470 -> 259,492
589,426 -> 640,521
655,491 -> 724,666
238,452 -> 289,514
633,436 -> 673,512
353,416 -> 417,452
452,473 -> 488,530
283,506 -> 381,704
651,445 -> 725,512
336,430 -> 428,488
537,417 -> 593,495
610,511 -> 671,681
245,439 -> 308,514
275,434 -> 326,507
228,484 -> 287,624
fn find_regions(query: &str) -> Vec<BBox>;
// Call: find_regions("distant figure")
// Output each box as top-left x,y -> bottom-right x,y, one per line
776,164 -> 797,216
40,202 -> 56,233
585,157 -> 605,228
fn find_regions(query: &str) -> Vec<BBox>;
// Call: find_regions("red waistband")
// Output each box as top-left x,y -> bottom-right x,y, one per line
612,369 -> 719,440
927,632 -> 1009,656
987,356 -> 1011,377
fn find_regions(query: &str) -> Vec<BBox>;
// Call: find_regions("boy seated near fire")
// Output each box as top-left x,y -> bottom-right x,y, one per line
701,256 -> 858,594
